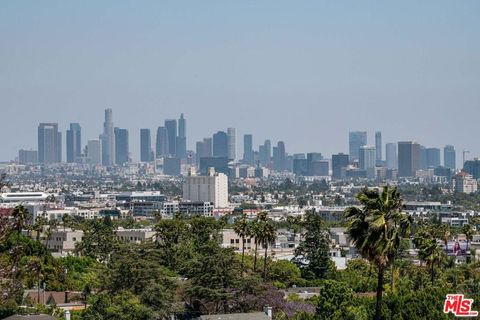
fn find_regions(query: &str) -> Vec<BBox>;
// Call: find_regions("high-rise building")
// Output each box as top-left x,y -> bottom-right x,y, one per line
444,145 -> 456,170
375,131 -> 382,164
385,143 -> 397,169
66,123 -> 81,163
114,128 -> 129,165
272,141 -> 286,171
18,149 -> 38,164
227,128 -> 236,161
213,131 -> 228,158
420,146 -> 428,170
199,157 -> 229,176
332,153 -> 349,179
243,134 -> 254,165
140,129 -> 153,162
426,148 -> 441,168
155,127 -> 169,158
38,123 -> 62,164
259,140 -> 272,166
87,139 -> 102,165
183,168 -> 229,208
359,145 -> 376,179
165,119 -> 177,157
398,141 -> 421,177
163,157 -> 181,176
176,113 -> 187,159
349,131 -> 367,161
463,159 -> 480,180
100,108 -> 115,166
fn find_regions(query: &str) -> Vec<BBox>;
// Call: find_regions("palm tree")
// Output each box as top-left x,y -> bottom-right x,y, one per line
12,205 -> 31,233
26,256 -> 44,304
233,214 -> 251,275
250,220 -> 261,272
254,212 -> 277,279
436,224 -> 451,249
462,224 -> 474,249
418,238 -> 444,284
345,186 -> 411,320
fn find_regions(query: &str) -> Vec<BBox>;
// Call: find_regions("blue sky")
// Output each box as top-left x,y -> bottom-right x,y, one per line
1,1 -> 479,161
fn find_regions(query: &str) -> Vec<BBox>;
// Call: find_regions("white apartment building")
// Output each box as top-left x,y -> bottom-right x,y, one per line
453,172 -> 478,194
183,168 -> 228,208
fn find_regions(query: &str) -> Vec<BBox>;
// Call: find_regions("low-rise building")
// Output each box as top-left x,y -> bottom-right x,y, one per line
44,228 -> 83,254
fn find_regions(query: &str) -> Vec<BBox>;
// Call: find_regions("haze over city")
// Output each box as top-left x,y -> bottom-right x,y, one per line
1,0 -> 479,161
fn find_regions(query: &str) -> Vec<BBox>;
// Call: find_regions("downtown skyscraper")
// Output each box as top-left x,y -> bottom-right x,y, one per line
140,129 -> 153,162
165,119 -> 177,157
114,127 -> 129,165
349,131 -> 367,161
243,134 -> 254,165
398,141 -> 421,177
176,113 -> 187,159
66,123 -> 81,163
38,123 -> 62,164
100,108 -> 115,166
227,128 -> 236,161
444,145 -> 456,169
212,131 -> 228,158
155,126 -> 169,158
375,131 -> 382,164
386,142 -> 398,169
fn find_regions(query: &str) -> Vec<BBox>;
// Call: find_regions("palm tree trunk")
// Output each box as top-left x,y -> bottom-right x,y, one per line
241,236 -> 245,275
253,241 -> 258,272
263,242 -> 268,279
375,266 -> 384,320
431,263 -> 434,285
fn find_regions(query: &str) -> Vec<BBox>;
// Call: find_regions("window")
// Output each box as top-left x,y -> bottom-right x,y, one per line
235,239 -> 240,244
230,239 -> 235,244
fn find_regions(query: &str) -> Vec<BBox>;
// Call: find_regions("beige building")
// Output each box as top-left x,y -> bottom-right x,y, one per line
453,171 -> 478,194
45,228 -> 83,254
116,227 -> 156,244
183,168 -> 228,208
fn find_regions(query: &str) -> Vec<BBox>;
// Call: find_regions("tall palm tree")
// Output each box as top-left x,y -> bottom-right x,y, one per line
345,186 -> 411,320
418,238 -> 444,284
233,214 -> 251,275
250,219 -> 261,272
12,205 -> 31,233
254,212 -> 277,279
436,224 -> 451,249
462,224 -> 474,250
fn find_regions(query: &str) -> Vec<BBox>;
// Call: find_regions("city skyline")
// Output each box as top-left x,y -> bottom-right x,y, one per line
1,1 -> 479,161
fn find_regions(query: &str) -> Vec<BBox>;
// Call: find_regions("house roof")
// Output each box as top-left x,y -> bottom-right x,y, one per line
199,312 -> 269,320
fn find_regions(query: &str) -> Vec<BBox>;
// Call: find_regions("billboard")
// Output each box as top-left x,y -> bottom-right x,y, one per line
444,241 -> 470,256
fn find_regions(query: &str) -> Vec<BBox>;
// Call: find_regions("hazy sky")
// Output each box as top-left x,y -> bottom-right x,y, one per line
1,1 -> 479,162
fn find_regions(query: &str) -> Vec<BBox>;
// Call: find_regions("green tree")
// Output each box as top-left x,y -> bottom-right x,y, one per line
254,212 -> 277,279
233,214 -> 251,275
418,238 -> 445,285
345,186 -> 412,320
312,280 -> 354,320
293,209 -> 331,280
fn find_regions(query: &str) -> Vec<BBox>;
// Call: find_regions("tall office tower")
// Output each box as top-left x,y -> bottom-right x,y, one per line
375,131 -> 382,163
18,149 -> 38,164
398,141 -> 421,177
359,145 -> 376,178
114,127 -> 129,165
243,134 -> 254,164
349,131 -> 367,161
272,141 -> 286,171
332,153 -> 349,179
203,137 -> 213,157
87,139 -> 102,165
66,123 -> 81,163
140,129 -> 153,162
444,145 -> 456,169
155,126 -> 169,158
227,128 -> 236,161
419,146 -> 428,170
464,159 -> 480,179
426,147 -> 441,168
100,108 -> 115,166
165,119 -> 177,157
38,123 -> 62,164
196,137 -> 214,167
176,113 -> 187,159
213,131 -> 228,158
385,143 -> 398,169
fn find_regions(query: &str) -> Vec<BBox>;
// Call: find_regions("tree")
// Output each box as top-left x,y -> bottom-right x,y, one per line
345,186 -> 412,320
312,280 -> 354,320
417,238 -> 444,285
25,256 -> 45,304
11,205 -> 31,233
233,214 -> 251,275
254,212 -> 277,279
293,210 -> 331,280
462,224 -> 474,251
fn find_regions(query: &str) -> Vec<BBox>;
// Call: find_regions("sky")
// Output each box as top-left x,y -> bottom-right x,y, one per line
1,1 -> 479,162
